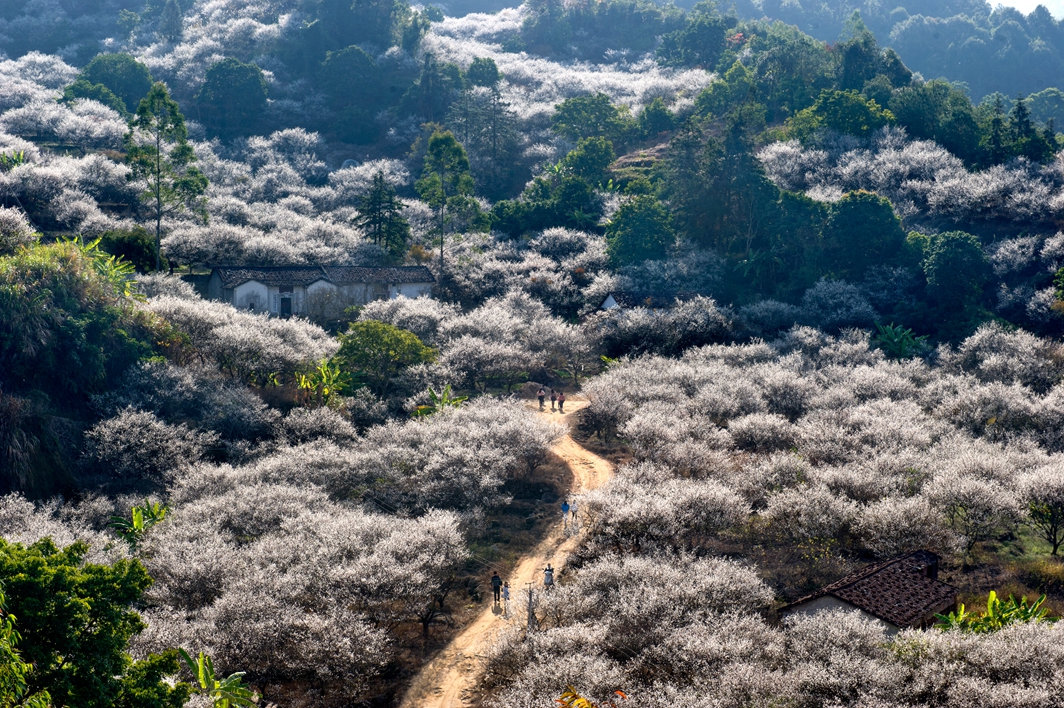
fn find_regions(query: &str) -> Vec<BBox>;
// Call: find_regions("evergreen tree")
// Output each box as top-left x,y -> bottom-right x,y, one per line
355,171 -> 411,262
415,130 -> 480,269
126,83 -> 208,271
156,0 -> 184,42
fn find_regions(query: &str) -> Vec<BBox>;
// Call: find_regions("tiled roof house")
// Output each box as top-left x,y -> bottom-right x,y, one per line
207,265 -> 435,318
779,551 -> 958,633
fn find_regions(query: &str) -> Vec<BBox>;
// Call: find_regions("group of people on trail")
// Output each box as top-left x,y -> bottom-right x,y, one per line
537,387 -> 565,413
491,571 -> 510,616
561,498 -> 579,533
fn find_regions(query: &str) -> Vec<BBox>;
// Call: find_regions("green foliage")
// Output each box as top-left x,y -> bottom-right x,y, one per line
0,241 -> 176,400
639,97 -> 675,136
787,88 -> 894,140
522,0 -> 572,55
413,384 -> 468,417
921,230 -> 990,318
296,359 -> 352,408
355,170 -> 411,260
552,93 -> 634,146
336,321 -> 436,397
178,649 -> 257,708
62,79 -> 130,116
0,152 -> 25,173
560,137 -> 615,186
935,590 -> 1054,633
416,129 -> 486,258
0,538 -> 189,708
196,58 -> 268,139
822,190 -> 906,280
79,53 -> 154,114
606,194 -> 675,266
491,172 -> 602,237
404,54 -> 463,122
466,57 -> 501,88
109,499 -> 169,550
156,0 -> 184,42
126,82 -> 209,271
888,79 -> 982,164
97,226 -> 160,273
0,586 -> 50,708
319,46 -> 383,109
873,322 -> 929,359
657,10 -> 731,69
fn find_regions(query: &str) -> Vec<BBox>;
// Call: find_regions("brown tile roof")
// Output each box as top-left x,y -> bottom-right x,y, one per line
214,266 -> 328,288
214,265 -> 435,288
322,266 -> 435,284
781,551 -> 957,628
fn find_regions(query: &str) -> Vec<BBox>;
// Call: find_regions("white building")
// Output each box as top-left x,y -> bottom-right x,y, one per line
207,265 -> 435,318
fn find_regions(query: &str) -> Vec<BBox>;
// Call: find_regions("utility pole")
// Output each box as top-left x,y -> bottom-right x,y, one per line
525,583 -> 536,633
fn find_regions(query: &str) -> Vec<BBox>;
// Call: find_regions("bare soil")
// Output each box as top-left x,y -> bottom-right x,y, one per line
397,398 -> 615,708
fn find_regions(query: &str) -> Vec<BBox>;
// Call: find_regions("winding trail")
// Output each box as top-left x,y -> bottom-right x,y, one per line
398,399 -> 614,708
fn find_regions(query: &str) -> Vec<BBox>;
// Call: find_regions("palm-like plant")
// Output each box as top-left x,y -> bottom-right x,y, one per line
413,385 -> 468,418
935,590 -> 1054,632
297,359 -> 352,408
874,322 -> 929,359
179,649 -> 257,708
557,686 -> 628,708
109,499 -> 169,550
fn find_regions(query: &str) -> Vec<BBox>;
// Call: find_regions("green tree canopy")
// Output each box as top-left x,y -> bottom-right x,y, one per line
336,321 -> 436,397
822,190 -> 906,280
0,538 -> 189,708
416,129 -> 484,265
0,584 -> 49,708
196,58 -> 268,139
640,96 -> 675,136
606,194 -> 675,266
355,170 -> 411,261
656,12 -> 730,69
922,230 -> 990,319
788,88 -> 894,140
319,46 -> 383,108
79,53 -> 154,114
560,136 -> 615,186
126,82 -> 208,271
466,57 -> 502,88
552,92 -> 633,145
0,241 -> 176,401
156,0 -> 184,42
61,79 -> 129,116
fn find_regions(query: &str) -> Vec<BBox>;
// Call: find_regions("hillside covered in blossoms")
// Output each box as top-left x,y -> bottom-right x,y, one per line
3,0 -> 1064,706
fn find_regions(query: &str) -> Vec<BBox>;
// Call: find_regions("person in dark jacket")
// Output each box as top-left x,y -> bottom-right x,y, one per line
491,570 -> 503,603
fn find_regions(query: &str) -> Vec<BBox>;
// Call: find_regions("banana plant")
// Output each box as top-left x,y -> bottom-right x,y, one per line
0,150 -> 25,171
109,499 -> 169,550
179,649 -> 258,708
297,359 -> 352,408
935,590 -> 1054,632
874,322 -> 929,359
413,385 -> 468,418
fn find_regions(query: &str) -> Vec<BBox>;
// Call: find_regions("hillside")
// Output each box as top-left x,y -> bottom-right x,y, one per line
2,0 -> 1064,706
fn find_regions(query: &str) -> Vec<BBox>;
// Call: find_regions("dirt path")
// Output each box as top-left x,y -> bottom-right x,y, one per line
398,398 -> 614,708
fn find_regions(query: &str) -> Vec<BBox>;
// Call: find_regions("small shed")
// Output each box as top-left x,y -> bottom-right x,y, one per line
778,551 -> 957,634
207,265 -> 435,318
598,291 -> 677,311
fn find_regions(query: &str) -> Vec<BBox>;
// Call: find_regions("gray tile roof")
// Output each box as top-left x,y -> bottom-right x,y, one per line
213,265 -> 435,288
781,551 -> 957,628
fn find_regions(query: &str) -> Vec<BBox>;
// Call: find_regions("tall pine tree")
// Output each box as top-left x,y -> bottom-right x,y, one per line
355,171 -> 411,262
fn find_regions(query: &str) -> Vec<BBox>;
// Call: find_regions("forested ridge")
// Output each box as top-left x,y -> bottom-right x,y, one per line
3,0 -> 1064,706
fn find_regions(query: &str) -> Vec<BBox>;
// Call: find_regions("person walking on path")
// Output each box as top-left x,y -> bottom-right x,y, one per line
569,499 -> 578,531
550,389 -> 557,412
537,387 -> 546,410
557,390 -> 566,413
491,571 -> 503,603
502,581 -> 510,618
561,500 -> 570,530
543,564 -> 554,591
